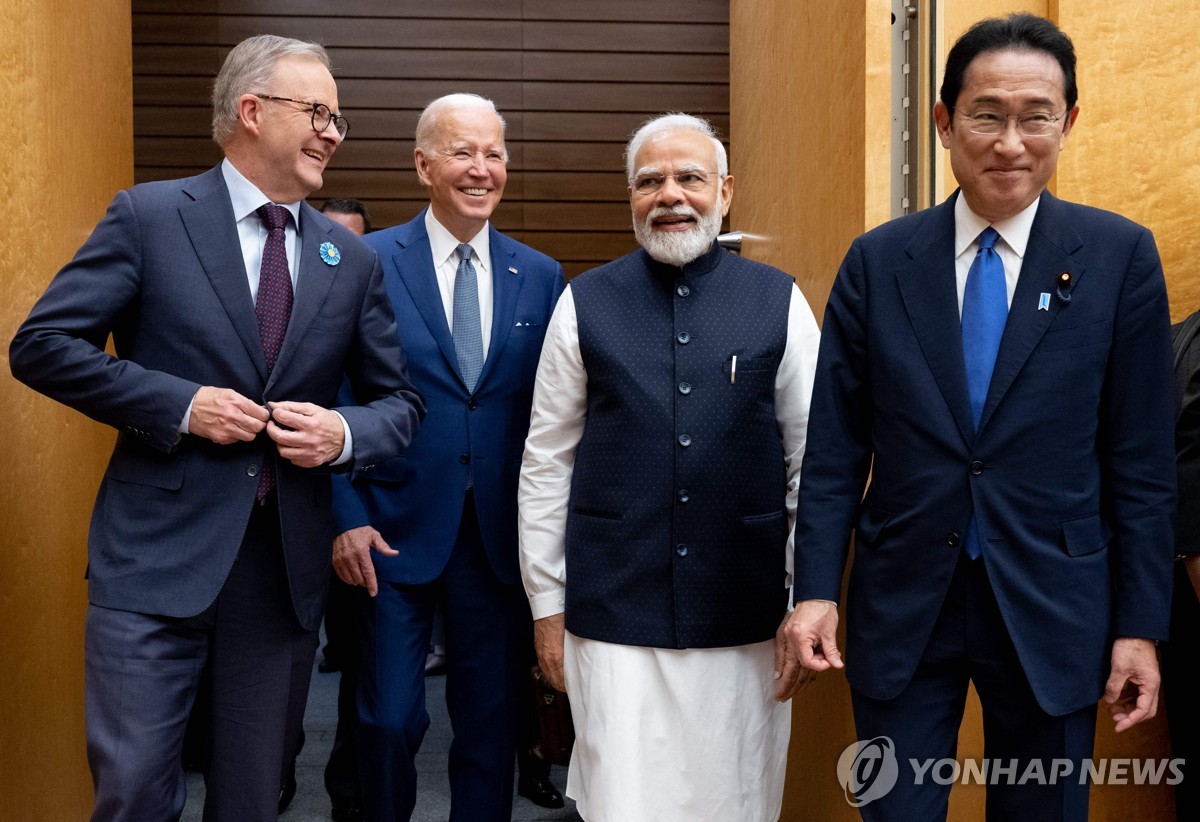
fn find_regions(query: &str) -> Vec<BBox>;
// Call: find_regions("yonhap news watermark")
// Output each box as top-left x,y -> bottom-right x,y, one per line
838,737 -> 1185,807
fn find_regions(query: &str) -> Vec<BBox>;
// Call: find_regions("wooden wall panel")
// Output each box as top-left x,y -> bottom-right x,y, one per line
131,0 -> 731,277
1,1 -> 132,818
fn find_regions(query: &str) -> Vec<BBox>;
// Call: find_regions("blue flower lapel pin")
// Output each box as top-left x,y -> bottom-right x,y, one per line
319,241 -> 341,266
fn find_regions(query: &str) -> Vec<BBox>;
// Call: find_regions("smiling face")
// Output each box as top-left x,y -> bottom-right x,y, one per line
236,55 -> 344,203
934,48 -> 1078,223
415,107 -> 507,242
628,127 -> 733,266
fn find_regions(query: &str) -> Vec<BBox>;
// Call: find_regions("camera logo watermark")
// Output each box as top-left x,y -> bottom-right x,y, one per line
837,736 -> 899,808
837,737 -> 1185,807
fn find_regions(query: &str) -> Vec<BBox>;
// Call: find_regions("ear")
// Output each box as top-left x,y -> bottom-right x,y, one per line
719,174 -> 734,217
414,147 -> 433,187
933,101 -> 953,148
1058,105 -> 1080,149
237,94 -> 267,137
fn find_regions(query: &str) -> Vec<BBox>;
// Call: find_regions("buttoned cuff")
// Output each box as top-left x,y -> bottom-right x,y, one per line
529,588 -> 566,620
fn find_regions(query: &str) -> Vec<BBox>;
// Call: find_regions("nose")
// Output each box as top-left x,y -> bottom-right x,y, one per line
318,119 -> 344,146
992,120 -> 1025,156
656,175 -> 686,204
467,153 -> 488,176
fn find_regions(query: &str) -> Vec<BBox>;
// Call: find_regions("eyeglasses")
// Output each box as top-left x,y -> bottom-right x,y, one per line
256,94 -> 349,138
631,169 -> 720,196
958,109 -> 1066,138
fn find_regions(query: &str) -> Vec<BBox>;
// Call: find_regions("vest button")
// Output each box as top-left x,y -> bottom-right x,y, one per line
678,382 -> 692,395
247,464 -> 259,477
678,489 -> 689,502
459,454 -> 470,464
947,532 -> 961,546
676,284 -> 691,297
678,434 -> 692,447
969,460 -> 984,475
677,331 -> 690,344
675,544 -> 688,557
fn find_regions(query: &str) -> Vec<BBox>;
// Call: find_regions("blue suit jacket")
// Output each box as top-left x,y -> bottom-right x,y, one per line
10,165 -> 423,630
332,211 -> 565,585
794,191 -> 1177,716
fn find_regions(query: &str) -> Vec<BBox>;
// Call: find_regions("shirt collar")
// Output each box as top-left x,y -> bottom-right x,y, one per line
953,191 -> 1040,259
221,159 -> 303,228
424,208 -> 491,272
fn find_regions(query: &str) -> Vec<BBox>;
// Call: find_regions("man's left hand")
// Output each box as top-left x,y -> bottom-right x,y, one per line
1104,637 -> 1161,732
773,612 -> 817,702
266,401 -> 345,467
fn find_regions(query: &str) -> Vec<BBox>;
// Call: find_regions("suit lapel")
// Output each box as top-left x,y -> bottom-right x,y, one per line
977,192 -> 1084,431
269,202 -> 338,387
896,197 -> 976,445
477,226 -> 523,387
180,167 -> 268,381
392,216 -> 462,379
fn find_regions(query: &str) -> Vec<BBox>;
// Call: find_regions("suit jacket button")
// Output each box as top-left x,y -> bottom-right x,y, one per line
947,532 -> 961,546
969,460 -> 984,475
468,400 -> 477,410
459,454 -> 470,464
247,464 -> 259,477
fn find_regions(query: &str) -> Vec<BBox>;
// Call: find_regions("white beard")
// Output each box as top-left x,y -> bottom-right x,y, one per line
633,195 -> 723,268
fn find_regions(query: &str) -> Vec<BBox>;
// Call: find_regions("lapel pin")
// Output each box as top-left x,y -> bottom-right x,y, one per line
508,266 -> 519,275
1038,293 -> 1051,311
319,241 -> 341,266
1055,271 -> 1073,303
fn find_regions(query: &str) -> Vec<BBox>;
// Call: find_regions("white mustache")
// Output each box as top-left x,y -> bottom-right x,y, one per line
646,205 -> 702,223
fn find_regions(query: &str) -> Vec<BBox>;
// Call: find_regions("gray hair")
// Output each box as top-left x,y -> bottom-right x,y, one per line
211,35 -> 332,147
624,113 -> 728,182
414,93 -> 508,160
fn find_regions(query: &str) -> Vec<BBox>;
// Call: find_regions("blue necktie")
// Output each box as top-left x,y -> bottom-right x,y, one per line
961,226 -> 1006,559
452,243 -> 484,392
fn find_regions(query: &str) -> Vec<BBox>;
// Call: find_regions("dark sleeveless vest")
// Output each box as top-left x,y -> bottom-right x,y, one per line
566,243 -> 794,649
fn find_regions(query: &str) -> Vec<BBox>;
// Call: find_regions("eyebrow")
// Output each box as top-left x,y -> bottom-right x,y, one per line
633,163 -> 706,177
968,93 -> 1060,108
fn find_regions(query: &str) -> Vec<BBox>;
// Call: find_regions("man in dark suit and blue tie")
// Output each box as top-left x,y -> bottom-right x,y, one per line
778,14 -> 1176,821
9,35 -> 423,822
330,93 -> 565,822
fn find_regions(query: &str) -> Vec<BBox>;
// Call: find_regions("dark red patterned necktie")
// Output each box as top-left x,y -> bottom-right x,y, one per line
255,203 -> 293,500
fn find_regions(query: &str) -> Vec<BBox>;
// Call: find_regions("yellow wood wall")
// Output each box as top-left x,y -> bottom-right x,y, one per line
0,0 -> 131,817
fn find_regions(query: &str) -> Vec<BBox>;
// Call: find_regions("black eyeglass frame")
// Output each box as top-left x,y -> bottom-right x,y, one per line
255,94 -> 349,138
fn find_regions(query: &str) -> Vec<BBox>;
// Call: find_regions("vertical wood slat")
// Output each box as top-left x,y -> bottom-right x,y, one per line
132,1 -> 730,277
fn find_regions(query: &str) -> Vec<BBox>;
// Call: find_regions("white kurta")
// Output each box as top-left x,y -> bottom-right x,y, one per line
518,281 -> 820,821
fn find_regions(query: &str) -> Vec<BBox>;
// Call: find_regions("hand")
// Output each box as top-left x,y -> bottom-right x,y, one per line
534,613 -> 567,693
332,525 -> 397,597
267,401 -> 345,468
779,599 -> 844,676
188,386 -> 269,444
1105,637 -> 1161,732
774,612 -> 818,701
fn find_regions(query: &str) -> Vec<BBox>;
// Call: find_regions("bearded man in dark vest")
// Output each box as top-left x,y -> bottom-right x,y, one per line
517,113 -> 821,821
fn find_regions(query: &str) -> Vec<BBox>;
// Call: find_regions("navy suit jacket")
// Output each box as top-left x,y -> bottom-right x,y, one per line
10,165 -> 423,630
794,191 -> 1177,716
332,211 -> 565,585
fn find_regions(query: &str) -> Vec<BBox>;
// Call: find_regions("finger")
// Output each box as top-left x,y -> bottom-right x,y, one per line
1103,671 -> 1128,704
371,533 -> 399,557
237,398 -> 271,422
819,632 -> 845,669
775,657 -> 800,702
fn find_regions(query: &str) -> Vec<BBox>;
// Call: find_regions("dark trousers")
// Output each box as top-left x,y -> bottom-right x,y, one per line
357,496 -> 528,822
851,555 -> 1096,822
324,576 -> 367,808
1164,562 -> 1200,819
85,500 -> 318,822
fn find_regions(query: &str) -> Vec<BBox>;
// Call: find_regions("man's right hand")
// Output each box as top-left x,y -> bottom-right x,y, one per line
534,613 -> 567,692
189,386 -> 269,444
780,599 -> 845,672
332,525 -> 397,597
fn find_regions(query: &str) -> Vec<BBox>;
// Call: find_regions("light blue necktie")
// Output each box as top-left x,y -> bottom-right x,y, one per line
961,226 -> 1006,559
452,243 -> 484,392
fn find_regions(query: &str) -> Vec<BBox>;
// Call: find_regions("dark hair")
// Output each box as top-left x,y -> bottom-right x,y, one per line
320,198 -> 372,233
940,13 -> 1077,113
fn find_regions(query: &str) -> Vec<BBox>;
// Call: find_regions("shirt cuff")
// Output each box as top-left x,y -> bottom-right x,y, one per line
529,587 -> 567,620
180,394 -> 196,434
332,411 -> 352,466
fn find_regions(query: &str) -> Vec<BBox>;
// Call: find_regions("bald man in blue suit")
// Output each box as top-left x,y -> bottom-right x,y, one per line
331,93 -> 565,822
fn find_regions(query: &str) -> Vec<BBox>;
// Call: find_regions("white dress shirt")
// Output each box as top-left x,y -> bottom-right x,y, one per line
953,193 -> 1041,315
424,209 -> 493,360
